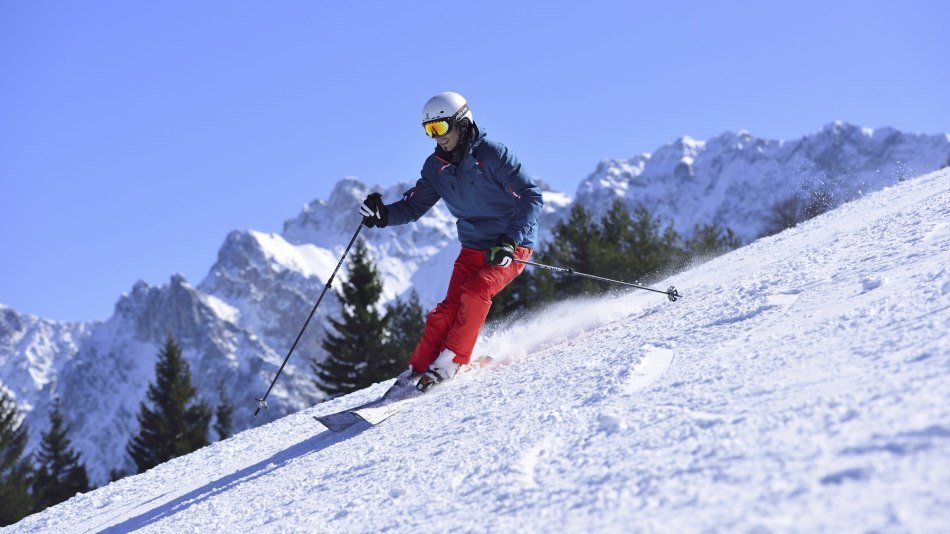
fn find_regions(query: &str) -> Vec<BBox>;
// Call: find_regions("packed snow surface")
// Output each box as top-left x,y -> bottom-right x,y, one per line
8,169 -> 949,532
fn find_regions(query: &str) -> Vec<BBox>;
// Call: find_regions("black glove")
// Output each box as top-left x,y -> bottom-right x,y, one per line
359,193 -> 388,228
486,235 -> 517,267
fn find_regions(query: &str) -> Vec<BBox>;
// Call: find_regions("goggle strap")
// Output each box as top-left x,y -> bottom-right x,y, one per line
452,103 -> 469,123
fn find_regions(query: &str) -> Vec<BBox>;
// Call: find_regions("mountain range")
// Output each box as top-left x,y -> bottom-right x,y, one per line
1,121 -> 947,484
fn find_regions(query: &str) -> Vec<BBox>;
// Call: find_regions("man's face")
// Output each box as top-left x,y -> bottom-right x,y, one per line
435,124 -> 461,152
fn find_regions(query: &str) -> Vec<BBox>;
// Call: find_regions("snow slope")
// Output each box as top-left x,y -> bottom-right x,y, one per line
7,167 -> 947,533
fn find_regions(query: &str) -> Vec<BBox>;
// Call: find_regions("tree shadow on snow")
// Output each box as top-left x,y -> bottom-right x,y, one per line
100,422 -> 371,533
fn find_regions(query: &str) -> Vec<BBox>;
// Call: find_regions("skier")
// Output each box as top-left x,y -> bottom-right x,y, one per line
359,91 -> 543,393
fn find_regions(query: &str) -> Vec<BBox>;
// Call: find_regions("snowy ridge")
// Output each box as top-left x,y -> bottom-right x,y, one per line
0,307 -> 94,407
0,123 -> 946,487
0,306 -> 96,455
9,168 -> 949,532
578,122 -> 950,241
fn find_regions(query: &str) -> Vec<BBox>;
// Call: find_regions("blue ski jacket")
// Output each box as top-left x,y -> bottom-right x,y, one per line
386,127 -> 544,249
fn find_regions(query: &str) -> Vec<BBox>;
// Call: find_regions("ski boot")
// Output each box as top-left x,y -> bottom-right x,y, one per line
416,349 -> 461,393
384,367 -> 422,399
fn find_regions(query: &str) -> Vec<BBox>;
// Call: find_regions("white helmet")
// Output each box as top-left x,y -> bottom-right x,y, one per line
422,91 -> 473,125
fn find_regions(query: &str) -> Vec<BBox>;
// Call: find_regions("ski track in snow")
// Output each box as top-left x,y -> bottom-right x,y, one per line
8,169 -> 950,533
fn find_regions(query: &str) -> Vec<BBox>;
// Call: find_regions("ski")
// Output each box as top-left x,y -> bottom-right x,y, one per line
313,402 -> 373,432
313,356 -> 496,432
313,411 -> 361,432
314,388 -> 420,432
351,393 -> 420,426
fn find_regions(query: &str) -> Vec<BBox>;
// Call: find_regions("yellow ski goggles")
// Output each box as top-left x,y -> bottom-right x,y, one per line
423,119 -> 452,138
422,102 -> 469,138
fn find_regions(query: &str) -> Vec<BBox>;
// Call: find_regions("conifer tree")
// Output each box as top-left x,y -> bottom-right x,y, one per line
685,224 -> 742,261
491,201 -> 747,319
31,398 -> 91,512
380,291 -> 426,377
127,336 -> 211,474
0,392 -> 33,526
763,195 -> 802,237
542,203 -> 604,296
214,383 -> 233,441
625,204 -> 683,281
108,469 -> 128,483
595,199 -> 637,282
313,240 -> 390,398
493,200 -> 694,317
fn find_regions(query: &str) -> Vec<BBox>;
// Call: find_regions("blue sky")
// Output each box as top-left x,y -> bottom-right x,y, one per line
2,0 -> 948,322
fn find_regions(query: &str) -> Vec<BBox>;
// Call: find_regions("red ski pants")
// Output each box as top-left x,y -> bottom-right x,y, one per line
408,246 -> 532,373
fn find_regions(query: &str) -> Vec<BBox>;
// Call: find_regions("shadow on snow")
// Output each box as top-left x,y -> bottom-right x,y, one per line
99,422 -> 370,532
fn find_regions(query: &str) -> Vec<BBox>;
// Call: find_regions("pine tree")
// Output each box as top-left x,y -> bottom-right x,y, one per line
214,382 -> 233,441
543,203 -> 604,296
127,336 -> 211,474
595,199 -> 637,283
625,204 -> 684,282
31,398 -> 91,512
685,223 -> 741,261
0,392 -> 33,526
108,469 -> 128,483
380,291 -> 426,377
492,200 -> 693,318
313,240 -> 390,398
763,195 -> 802,237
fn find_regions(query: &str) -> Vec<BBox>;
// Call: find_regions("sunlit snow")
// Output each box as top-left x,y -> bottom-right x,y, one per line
10,168 -> 948,533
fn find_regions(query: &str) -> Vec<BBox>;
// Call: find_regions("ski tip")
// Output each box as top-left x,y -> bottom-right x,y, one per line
314,414 -> 359,433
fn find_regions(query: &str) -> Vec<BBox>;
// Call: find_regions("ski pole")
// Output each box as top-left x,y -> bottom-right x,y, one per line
513,259 -> 682,302
254,221 -> 365,417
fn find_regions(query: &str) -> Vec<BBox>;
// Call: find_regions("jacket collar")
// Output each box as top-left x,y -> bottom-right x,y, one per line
434,123 -> 485,164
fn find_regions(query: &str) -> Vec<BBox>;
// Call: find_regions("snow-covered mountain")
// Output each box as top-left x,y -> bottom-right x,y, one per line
9,166 -> 948,533
0,307 -> 94,414
0,123 -> 946,485
577,122 -> 950,241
